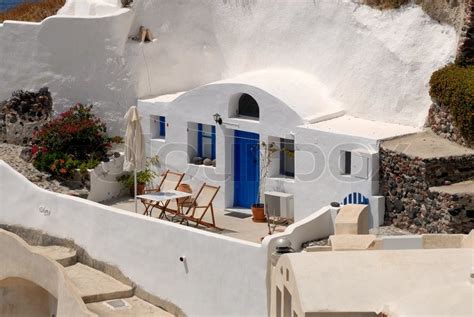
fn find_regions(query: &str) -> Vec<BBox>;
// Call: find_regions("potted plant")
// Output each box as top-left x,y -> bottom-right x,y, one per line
251,141 -> 279,229
117,167 -> 157,196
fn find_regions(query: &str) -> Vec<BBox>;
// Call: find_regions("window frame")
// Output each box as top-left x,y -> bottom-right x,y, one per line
279,138 -> 295,178
197,123 -> 216,160
159,116 -> 166,137
341,150 -> 352,175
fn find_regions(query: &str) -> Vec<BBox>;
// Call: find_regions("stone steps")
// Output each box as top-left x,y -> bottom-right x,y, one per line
65,263 -> 135,304
31,244 -> 174,315
87,296 -> 173,316
30,245 -> 77,267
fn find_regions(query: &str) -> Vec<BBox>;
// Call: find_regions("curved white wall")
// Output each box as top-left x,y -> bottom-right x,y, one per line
0,161 -> 268,316
0,9 -> 135,135
0,0 -> 457,134
0,230 -> 93,317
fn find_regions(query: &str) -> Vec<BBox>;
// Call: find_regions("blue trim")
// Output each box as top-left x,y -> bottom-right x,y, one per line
279,138 -> 295,177
280,139 -> 284,176
341,192 -> 369,205
211,126 -> 216,160
196,123 -> 216,159
197,123 -> 203,157
159,116 -> 166,137
234,130 -> 260,208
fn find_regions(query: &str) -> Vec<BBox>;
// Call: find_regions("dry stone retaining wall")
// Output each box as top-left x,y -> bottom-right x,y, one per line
0,88 -> 52,145
427,103 -> 472,148
457,0 -> 474,64
380,147 -> 474,233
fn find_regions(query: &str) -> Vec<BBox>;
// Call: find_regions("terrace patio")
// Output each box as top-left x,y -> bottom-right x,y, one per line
104,197 -> 280,243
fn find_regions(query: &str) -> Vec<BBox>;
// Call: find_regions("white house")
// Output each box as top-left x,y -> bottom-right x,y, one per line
138,69 -> 419,225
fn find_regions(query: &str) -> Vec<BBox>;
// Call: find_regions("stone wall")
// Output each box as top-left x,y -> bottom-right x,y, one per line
424,152 -> 474,185
457,0 -> 474,64
380,147 -> 474,233
427,103 -> 472,148
0,88 -> 52,145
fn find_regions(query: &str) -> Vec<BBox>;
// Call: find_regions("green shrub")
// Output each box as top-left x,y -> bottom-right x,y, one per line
430,64 -> 474,144
117,169 -> 157,188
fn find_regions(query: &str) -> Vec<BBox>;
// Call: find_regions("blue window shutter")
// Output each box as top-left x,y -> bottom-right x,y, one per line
159,116 -> 166,137
280,138 -> 284,176
211,126 -> 216,160
197,123 -> 203,157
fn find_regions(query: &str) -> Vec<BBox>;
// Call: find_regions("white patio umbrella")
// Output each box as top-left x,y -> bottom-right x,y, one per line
123,106 -> 146,213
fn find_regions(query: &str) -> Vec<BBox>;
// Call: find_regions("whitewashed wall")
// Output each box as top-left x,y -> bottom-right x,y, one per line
0,9 -> 135,135
0,161 -> 268,316
87,153 -> 125,202
0,0 -> 457,133
294,127 -> 380,220
138,83 -> 304,210
139,86 -> 383,222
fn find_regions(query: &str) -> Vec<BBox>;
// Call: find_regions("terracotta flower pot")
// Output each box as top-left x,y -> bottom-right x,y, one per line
251,203 -> 267,223
129,183 -> 145,196
177,183 -> 192,204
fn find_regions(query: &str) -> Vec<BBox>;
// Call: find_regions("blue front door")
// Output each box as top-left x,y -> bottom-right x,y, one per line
234,130 -> 260,208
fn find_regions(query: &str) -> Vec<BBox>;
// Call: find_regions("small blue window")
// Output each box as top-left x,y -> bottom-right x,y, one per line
159,116 -> 166,137
197,123 -> 216,160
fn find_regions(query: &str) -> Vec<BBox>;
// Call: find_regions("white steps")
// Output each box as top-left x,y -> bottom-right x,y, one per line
31,245 -> 77,266
87,296 -> 173,316
31,245 -> 173,315
65,263 -> 134,304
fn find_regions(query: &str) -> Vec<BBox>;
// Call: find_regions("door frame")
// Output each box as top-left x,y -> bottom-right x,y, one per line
233,130 -> 260,209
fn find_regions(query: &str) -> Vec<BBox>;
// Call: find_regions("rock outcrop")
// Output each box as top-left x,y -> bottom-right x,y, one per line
0,88 -> 52,145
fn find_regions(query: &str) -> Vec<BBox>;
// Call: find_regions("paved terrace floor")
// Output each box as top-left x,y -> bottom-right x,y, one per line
104,197 -> 276,244
382,129 -> 474,159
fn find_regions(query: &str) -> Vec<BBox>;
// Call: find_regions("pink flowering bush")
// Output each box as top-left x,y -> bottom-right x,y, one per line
33,104 -> 116,177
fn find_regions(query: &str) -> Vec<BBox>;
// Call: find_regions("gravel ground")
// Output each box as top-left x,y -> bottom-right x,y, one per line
0,143 -> 88,196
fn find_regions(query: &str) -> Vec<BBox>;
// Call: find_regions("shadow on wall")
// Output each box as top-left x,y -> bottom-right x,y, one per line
0,277 -> 57,316
0,229 -> 92,316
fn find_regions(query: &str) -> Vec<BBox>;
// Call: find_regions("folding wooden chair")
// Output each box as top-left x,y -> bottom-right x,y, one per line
179,183 -> 220,228
140,170 -> 184,216
153,171 -> 185,219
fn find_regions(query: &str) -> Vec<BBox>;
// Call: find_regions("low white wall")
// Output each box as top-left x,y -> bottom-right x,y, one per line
261,205 -> 335,315
263,206 -> 335,254
0,161 -> 268,316
380,235 -> 423,250
87,153 -> 125,202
